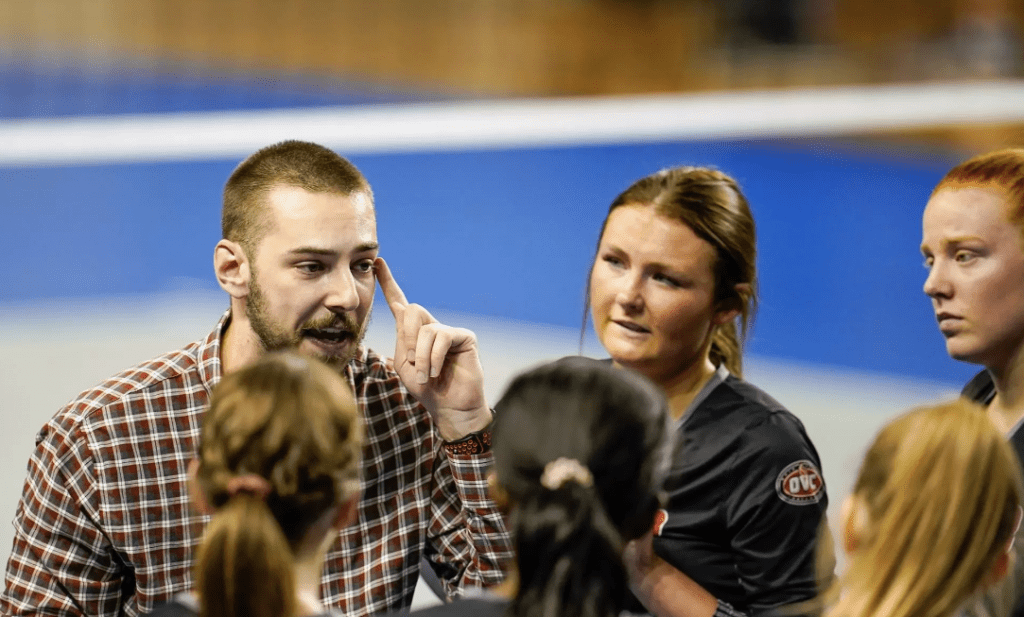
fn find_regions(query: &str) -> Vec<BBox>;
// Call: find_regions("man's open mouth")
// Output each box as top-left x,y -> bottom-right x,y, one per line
303,327 -> 353,343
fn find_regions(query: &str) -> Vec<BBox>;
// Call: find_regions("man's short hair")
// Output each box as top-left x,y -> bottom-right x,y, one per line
222,140 -> 373,257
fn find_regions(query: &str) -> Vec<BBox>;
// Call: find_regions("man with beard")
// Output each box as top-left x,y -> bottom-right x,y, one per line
1,141 -> 513,617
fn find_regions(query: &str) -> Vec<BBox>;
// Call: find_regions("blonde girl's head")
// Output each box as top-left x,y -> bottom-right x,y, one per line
830,399 -> 1022,617
192,351 -> 363,617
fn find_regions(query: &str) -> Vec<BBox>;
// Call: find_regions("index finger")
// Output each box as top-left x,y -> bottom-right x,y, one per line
374,257 -> 409,314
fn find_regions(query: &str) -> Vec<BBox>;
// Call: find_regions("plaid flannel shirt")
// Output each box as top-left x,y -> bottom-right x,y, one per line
1,313 -> 513,617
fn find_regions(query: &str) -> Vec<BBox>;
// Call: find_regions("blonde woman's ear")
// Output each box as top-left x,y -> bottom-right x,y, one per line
982,508 -> 1023,589
985,551 -> 1011,589
840,495 -> 864,554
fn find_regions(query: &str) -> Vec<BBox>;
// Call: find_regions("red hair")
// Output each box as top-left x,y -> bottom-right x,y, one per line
933,148 -> 1024,231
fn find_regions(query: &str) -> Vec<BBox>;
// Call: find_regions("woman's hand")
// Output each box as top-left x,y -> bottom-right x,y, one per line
624,531 -> 720,617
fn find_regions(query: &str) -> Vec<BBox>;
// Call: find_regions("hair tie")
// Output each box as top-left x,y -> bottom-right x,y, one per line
226,474 -> 272,500
540,457 -> 593,490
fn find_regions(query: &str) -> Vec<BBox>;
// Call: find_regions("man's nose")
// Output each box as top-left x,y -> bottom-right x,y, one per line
326,269 -> 360,312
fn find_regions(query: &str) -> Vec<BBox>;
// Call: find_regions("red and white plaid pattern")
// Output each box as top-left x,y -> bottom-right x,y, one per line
1,313 -> 513,617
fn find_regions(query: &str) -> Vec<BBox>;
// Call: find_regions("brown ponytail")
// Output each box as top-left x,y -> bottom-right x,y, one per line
710,321 -> 743,377
197,495 -> 295,617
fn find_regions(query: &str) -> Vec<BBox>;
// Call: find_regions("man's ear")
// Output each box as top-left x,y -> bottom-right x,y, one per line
214,239 -> 250,299
712,283 -> 750,327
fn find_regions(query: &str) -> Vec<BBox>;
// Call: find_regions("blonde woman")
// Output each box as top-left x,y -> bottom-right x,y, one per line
826,400 -> 1022,617
151,351 -> 363,617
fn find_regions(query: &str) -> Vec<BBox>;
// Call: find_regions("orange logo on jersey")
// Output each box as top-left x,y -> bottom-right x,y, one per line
653,508 -> 669,536
775,460 -> 824,505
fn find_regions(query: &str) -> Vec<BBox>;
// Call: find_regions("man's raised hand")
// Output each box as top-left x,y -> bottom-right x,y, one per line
375,257 -> 491,441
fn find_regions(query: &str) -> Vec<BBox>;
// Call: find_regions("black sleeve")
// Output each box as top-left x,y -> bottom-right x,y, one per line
722,414 -> 828,614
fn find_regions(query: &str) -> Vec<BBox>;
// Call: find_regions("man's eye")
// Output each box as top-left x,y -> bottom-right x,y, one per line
922,256 -> 933,269
353,260 -> 374,274
954,251 -> 976,263
297,262 -> 325,274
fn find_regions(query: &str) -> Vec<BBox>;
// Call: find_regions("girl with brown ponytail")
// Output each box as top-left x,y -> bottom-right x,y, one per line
586,166 -> 829,617
150,351 -> 363,617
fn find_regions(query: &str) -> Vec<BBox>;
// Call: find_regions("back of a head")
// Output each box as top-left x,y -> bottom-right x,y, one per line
194,351 -> 363,617
599,166 -> 757,377
493,357 -> 672,617
222,139 -> 373,257
827,399 -> 1023,617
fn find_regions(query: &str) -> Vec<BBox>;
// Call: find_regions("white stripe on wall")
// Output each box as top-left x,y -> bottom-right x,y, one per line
2,80 -> 1023,166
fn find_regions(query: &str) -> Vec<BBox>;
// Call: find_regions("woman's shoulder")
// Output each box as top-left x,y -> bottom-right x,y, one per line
147,593 -> 199,617
701,375 -> 821,460
408,597 -> 510,617
717,374 -> 788,410
700,377 -> 827,508
698,373 -> 801,429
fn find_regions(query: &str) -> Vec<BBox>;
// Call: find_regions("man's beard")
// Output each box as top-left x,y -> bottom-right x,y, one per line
246,275 -> 368,369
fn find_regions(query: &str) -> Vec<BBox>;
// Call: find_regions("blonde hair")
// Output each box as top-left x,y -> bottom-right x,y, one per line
825,399 -> 1022,617
193,351 -> 363,617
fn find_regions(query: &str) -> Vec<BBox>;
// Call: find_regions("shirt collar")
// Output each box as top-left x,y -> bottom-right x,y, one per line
198,309 -> 229,394
677,363 -> 729,427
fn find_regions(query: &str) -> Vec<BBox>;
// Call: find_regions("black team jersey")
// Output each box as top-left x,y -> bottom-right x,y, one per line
963,369 -> 1024,461
651,366 -> 827,616
963,369 -> 1024,617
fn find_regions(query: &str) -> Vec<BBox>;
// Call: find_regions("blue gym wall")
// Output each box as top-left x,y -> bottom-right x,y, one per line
0,59 -> 976,387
